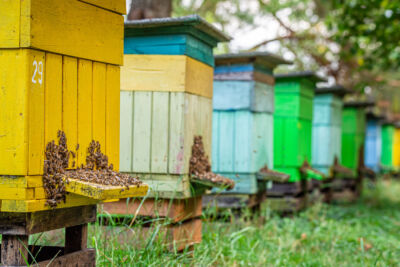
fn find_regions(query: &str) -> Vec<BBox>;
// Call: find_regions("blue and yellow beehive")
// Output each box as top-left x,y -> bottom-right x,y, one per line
210,52 -> 289,197
0,0 -> 135,212
312,86 -> 348,175
119,16 -> 230,199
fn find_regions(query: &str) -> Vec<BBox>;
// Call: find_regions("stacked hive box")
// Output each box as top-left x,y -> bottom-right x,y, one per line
381,123 -> 395,173
338,101 -> 373,200
393,125 -> 400,171
365,113 -> 383,173
0,1 -> 148,265
202,52 -> 290,211
103,16 -> 230,250
269,72 -> 325,211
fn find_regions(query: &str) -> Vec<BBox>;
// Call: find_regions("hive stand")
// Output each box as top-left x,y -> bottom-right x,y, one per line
365,111 -> 384,174
332,100 -> 374,202
267,72 -> 325,212
202,52 -> 290,215
0,1 -> 128,265
0,206 -> 96,266
311,85 -> 349,202
102,15 -> 230,251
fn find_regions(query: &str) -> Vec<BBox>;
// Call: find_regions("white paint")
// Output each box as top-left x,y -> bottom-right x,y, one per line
32,60 -> 43,85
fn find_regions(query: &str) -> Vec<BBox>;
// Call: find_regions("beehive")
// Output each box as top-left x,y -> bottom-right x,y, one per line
119,16 -> 229,199
393,126 -> 400,169
341,101 -> 373,175
274,72 -> 325,182
381,123 -> 395,172
312,86 -> 348,175
211,52 -> 289,195
0,0 -> 126,211
365,114 -> 383,173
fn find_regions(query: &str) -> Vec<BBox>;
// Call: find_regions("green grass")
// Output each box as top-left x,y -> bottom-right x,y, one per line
89,178 -> 400,266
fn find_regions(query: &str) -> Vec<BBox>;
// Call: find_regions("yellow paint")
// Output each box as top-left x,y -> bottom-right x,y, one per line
62,56 -> 78,169
28,50 -> 46,175
35,187 -> 46,199
121,55 -> 213,99
79,0 -> 126,14
16,0 -> 124,65
1,194 -> 99,212
77,59 -> 93,167
65,178 -> 149,200
93,62 -> 107,153
106,65 -> 120,171
393,128 -> 400,167
0,0 -> 20,47
44,53 -> 63,148
0,49 -> 29,175
0,176 -> 43,188
0,187 -> 34,200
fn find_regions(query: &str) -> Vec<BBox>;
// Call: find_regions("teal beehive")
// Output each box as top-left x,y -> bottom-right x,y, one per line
312,86 -> 348,175
210,52 -> 290,197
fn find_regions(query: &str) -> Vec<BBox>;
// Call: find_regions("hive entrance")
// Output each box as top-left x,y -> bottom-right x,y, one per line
43,131 -> 142,207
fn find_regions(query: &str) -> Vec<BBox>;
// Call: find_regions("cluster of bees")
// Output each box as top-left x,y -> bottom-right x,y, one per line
43,131 -> 142,207
189,136 -> 235,190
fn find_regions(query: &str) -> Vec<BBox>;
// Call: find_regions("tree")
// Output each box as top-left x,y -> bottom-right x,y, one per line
128,0 -> 172,20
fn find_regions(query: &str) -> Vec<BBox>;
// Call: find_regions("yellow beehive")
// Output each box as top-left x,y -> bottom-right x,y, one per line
0,0 -> 127,211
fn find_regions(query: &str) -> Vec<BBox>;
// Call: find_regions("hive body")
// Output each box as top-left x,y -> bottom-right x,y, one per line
381,124 -> 395,171
312,93 -> 344,175
211,60 -> 277,194
365,119 -> 382,172
341,107 -> 366,175
0,0 -> 124,211
393,128 -> 400,169
274,76 -> 317,182
119,16 -> 228,199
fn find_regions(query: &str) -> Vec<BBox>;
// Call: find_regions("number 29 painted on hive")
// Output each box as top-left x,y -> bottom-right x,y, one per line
32,60 -> 43,85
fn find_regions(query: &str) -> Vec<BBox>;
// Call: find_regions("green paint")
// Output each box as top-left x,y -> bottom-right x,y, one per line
381,124 -> 395,170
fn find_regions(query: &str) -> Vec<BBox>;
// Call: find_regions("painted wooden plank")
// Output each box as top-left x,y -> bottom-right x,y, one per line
132,92 -> 152,172
151,92 -> 169,173
119,91 -> 133,172
218,112 -> 235,172
253,82 -> 274,113
0,0 -> 20,47
169,93 -> 185,174
213,81 -> 252,111
77,59 -> 93,168
28,50 -> 45,175
252,113 -> 273,171
93,62 -> 106,155
312,125 -> 333,167
18,0 -> 124,65
121,55 -> 213,98
0,187 -> 34,200
211,173 -> 259,195
211,112 -> 220,172
197,95 -> 213,162
79,0 -> 126,14
44,53 -> 63,150
0,176 -> 43,188
234,111 -> 252,172
393,128 -> 400,167
62,56 -> 78,169
183,93 -> 196,175
124,34 -> 214,66
106,65 -> 120,171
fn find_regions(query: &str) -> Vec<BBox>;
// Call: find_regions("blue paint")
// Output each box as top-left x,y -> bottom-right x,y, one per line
214,63 -> 273,75
364,119 -> 382,172
211,173 -> 259,194
311,94 -> 343,175
124,34 -> 214,66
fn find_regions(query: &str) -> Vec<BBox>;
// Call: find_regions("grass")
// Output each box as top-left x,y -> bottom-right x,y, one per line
26,178 -> 400,266
89,178 -> 400,267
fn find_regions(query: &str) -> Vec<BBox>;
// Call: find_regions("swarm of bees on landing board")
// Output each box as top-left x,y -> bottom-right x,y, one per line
189,136 -> 235,190
43,131 -> 142,208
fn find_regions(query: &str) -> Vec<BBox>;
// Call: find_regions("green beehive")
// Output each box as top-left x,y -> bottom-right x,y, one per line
381,123 -> 395,172
274,72 -> 325,182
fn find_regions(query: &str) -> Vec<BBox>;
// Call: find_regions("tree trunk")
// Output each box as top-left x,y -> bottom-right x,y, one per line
128,0 -> 172,20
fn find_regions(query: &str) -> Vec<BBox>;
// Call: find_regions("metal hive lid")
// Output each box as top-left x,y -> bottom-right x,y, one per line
215,51 -> 292,69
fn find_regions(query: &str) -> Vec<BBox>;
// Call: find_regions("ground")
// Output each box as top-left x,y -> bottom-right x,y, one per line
85,178 -> 400,266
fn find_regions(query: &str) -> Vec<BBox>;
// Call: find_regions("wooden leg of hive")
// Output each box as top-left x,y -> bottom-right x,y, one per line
1,235 -> 29,266
65,224 -> 88,254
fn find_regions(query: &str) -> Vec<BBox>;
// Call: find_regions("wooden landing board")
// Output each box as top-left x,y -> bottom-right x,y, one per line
120,92 -> 212,176
100,218 -> 202,252
102,196 -> 202,223
65,179 -> 149,201
0,49 -> 120,176
121,55 -> 213,98
0,0 -> 124,65
210,173 -> 263,195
